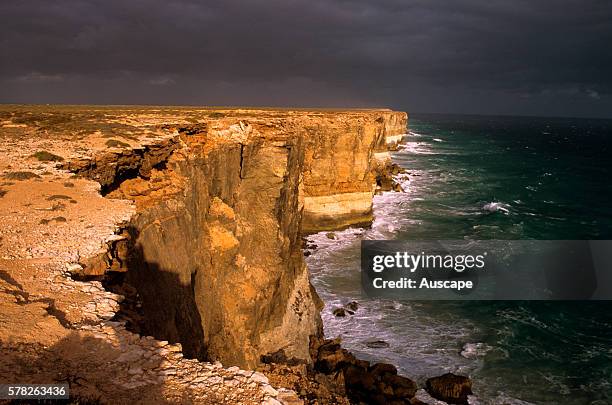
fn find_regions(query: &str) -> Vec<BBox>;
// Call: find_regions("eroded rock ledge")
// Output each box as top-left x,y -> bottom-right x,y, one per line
0,105 -> 408,404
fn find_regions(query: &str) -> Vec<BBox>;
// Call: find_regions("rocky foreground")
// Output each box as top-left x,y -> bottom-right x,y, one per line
0,105 -> 471,404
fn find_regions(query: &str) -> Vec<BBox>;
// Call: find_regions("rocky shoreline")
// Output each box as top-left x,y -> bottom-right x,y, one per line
264,335 -> 473,405
0,105 -> 472,404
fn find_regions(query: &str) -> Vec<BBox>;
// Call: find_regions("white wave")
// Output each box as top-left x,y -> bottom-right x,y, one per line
392,172 -> 411,191
414,389 -> 449,404
489,393 -> 536,405
461,342 -> 493,359
433,138 -> 444,142
400,141 -> 438,155
305,227 -> 364,254
482,202 -> 511,214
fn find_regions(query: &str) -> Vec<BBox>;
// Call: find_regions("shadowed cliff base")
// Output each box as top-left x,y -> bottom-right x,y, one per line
103,226 -> 207,361
0,333 -> 170,404
0,330 -> 276,404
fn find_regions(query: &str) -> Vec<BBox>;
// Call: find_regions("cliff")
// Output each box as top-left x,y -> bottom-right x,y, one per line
301,111 -> 407,232
0,105 -> 407,403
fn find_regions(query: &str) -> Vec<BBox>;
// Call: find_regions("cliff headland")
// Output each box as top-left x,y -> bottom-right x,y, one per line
0,105 -> 471,404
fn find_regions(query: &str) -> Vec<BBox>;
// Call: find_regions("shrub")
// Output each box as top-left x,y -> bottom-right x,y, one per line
47,194 -> 72,201
32,150 -> 64,162
105,139 -> 130,148
4,171 -> 41,180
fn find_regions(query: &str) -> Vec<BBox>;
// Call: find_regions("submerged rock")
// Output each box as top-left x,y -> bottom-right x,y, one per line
364,339 -> 390,349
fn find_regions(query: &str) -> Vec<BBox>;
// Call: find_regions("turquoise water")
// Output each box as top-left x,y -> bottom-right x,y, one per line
306,114 -> 612,404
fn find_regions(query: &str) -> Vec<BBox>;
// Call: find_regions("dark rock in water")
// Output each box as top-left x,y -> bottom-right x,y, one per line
345,301 -> 359,311
365,339 -> 390,349
388,374 -> 419,400
302,238 -> 318,250
425,373 -> 473,404
303,250 -> 312,257
313,338 -> 417,404
332,307 -> 347,317
344,362 -> 417,404
333,302 -> 357,317
326,232 -> 336,240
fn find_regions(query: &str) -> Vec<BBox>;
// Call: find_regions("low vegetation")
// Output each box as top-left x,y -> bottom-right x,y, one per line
46,194 -> 72,201
105,139 -> 130,148
39,216 -> 67,225
32,150 -> 64,162
4,171 -> 41,180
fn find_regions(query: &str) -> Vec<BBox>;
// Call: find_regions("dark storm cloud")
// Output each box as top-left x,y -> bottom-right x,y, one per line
1,0 -> 611,117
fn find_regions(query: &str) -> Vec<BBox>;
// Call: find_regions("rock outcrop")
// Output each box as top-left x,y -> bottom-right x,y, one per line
314,338 -> 419,404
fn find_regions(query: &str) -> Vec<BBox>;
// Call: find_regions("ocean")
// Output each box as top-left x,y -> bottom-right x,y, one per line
306,114 -> 612,404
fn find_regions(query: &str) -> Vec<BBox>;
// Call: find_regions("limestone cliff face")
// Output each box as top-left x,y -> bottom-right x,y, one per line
381,110 -> 409,147
66,109 -> 406,369
301,111 -> 407,232
109,126 -> 321,368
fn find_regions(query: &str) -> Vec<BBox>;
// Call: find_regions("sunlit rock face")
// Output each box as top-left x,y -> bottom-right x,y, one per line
33,107 -> 406,369
300,111 -> 407,232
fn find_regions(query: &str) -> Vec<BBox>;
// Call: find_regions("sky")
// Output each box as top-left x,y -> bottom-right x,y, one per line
1,0 -> 612,118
